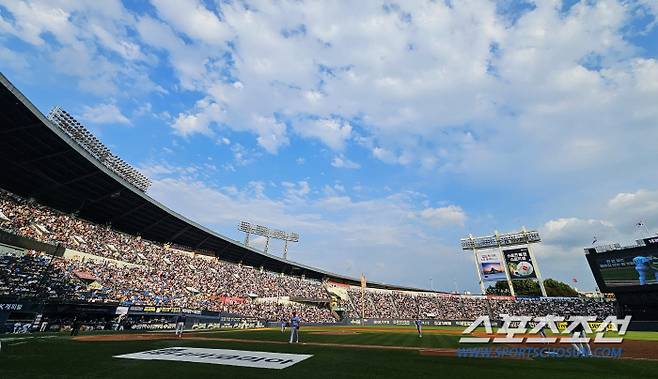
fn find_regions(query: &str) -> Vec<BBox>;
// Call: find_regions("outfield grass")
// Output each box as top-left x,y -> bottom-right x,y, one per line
1,328 -> 658,379
198,327 -> 463,348
617,330 -> 658,341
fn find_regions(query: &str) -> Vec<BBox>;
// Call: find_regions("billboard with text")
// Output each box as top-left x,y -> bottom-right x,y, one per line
503,247 -> 537,280
477,251 -> 506,281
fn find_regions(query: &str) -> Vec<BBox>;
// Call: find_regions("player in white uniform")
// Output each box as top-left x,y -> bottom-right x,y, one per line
289,312 -> 301,343
633,256 -> 658,285
175,314 -> 186,338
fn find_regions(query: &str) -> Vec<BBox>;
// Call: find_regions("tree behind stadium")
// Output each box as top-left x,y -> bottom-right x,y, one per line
486,279 -> 579,297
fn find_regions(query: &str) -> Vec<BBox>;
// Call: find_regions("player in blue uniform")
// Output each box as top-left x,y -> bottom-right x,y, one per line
414,317 -> 422,338
289,312 -> 301,343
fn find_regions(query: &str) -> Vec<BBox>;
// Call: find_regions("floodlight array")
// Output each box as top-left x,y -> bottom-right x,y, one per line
47,107 -> 151,192
238,221 -> 299,242
460,230 -> 541,250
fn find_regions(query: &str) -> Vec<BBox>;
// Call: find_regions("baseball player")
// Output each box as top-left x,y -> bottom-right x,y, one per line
633,256 -> 658,285
280,316 -> 286,333
289,312 -> 301,343
570,319 -> 592,357
175,314 -> 186,338
414,317 -> 423,338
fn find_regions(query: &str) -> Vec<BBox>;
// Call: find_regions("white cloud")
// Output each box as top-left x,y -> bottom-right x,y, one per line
282,181 -> 311,200
542,218 -> 616,248
150,0 -> 230,46
171,113 -> 212,136
135,15 -> 209,90
331,156 -> 360,169
0,1 -> 76,46
419,205 -> 467,227
294,118 -> 352,151
0,1 -> 157,96
607,189 -> 658,234
371,146 -> 397,164
0,46 -> 28,71
3,0 -> 653,185
130,0 -> 658,194
252,115 -> 289,154
169,98 -> 289,153
80,103 -> 130,125
608,189 -> 658,211
143,165 -> 469,287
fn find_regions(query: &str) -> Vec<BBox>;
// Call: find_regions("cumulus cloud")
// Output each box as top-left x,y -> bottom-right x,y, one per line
331,156 -> 360,169
142,164 -> 469,286
150,0 -> 230,45
294,118 -> 352,151
3,0 -> 657,176
607,189 -> 658,234
0,0 -> 156,96
128,0 -> 658,184
0,46 -> 28,71
80,103 -> 131,125
252,115 -> 289,154
541,218 -> 616,249
419,206 -> 467,227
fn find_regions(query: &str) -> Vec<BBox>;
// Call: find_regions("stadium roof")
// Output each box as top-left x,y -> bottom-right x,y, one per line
0,72 -> 438,293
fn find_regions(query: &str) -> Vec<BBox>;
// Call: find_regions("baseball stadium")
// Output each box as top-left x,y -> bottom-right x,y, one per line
1,72 -> 658,377
2,1 -> 658,377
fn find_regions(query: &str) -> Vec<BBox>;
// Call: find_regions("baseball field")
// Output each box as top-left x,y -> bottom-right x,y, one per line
2,326 -> 658,378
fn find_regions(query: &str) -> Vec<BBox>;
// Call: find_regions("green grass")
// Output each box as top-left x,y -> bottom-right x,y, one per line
600,267 -> 638,281
199,327 -> 463,348
617,330 -> 658,341
1,328 -> 658,379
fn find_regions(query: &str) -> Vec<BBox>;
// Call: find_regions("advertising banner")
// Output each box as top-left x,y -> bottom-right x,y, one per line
503,247 -> 537,280
115,347 -> 312,369
477,251 -> 506,282
344,318 -> 483,327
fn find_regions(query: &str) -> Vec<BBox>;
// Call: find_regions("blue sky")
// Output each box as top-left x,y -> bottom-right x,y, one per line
1,0 -> 658,292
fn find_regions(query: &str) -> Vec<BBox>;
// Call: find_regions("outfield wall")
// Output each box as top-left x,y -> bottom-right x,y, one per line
344,318 -> 475,327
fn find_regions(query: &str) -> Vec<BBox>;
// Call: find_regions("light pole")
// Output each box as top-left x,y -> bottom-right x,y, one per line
460,229 -> 544,297
238,221 -> 299,259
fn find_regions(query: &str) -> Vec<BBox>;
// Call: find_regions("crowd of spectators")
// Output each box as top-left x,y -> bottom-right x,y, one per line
1,188 -> 616,322
346,288 -> 616,320
0,189 -> 333,321
0,251 -> 86,300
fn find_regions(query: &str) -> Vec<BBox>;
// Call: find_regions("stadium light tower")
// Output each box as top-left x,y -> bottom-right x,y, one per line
238,221 -> 299,259
460,228 -> 547,297
46,107 -> 151,192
